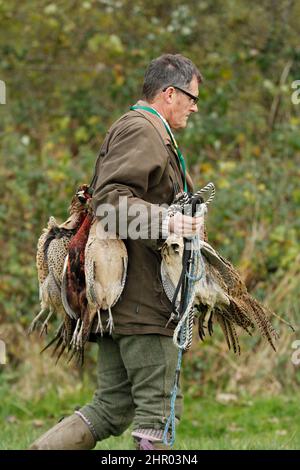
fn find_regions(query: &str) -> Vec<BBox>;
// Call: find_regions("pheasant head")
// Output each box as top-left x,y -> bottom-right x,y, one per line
60,184 -> 93,230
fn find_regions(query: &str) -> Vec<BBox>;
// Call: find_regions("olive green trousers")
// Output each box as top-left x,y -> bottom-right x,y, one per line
79,333 -> 183,441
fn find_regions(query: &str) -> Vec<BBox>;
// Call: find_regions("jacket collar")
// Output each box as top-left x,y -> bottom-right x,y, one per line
132,100 -> 173,148
131,100 -> 194,192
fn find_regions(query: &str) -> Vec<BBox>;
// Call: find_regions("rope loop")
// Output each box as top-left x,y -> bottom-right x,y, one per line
163,184 -> 215,447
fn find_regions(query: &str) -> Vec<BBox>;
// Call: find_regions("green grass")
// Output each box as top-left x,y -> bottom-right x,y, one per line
0,379 -> 299,450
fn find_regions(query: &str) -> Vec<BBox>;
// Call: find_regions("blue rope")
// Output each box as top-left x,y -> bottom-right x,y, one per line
162,328 -> 185,447
186,250 -> 203,282
163,238 -> 200,447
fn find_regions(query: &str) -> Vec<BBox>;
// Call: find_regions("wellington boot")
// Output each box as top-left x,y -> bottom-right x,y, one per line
29,413 -> 96,450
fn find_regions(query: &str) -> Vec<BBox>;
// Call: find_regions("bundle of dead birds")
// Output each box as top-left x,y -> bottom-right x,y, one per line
160,191 -> 279,354
29,184 -> 127,365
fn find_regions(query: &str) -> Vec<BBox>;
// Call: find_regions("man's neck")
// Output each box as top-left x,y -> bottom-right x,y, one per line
142,100 -> 169,125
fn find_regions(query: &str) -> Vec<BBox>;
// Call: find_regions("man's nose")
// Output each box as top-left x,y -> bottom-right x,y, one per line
191,102 -> 198,113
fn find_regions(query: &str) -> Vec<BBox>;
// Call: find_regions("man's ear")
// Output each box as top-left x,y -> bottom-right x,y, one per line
164,86 -> 175,104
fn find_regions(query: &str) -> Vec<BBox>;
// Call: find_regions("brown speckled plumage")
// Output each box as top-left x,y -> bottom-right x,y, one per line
29,185 -> 91,351
161,235 -> 278,354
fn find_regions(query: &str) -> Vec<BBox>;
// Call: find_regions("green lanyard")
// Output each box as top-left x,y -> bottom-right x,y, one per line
130,105 -> 187,192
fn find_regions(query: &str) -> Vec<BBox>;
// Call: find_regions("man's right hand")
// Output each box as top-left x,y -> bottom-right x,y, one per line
168,212 -> 204,238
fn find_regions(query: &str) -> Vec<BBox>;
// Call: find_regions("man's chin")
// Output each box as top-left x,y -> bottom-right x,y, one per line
171,122 -> 187,131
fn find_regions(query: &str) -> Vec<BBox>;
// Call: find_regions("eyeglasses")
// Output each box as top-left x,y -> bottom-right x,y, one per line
163,85 -> 199,105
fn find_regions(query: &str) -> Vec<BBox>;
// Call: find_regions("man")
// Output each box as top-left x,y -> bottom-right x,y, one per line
30,54 -> 203,450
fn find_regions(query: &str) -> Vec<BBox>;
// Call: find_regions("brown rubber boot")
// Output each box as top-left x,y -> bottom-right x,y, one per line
29,413 -> 96,450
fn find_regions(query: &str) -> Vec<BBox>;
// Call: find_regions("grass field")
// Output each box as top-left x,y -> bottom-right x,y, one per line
0,378 -> 298,450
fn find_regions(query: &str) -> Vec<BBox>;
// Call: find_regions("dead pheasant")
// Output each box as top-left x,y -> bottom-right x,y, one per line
29,185 -> 91,336
57,210 -> 94,365
84,218 -> 128,336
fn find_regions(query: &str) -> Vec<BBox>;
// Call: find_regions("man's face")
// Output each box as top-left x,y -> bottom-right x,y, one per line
168,75 -> 199,130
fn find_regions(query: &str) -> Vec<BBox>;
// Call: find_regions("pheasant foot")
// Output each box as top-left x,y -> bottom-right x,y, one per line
70,318 -> 81,348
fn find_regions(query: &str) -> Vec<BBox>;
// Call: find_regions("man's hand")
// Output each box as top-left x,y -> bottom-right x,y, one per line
168,212 -> 204,238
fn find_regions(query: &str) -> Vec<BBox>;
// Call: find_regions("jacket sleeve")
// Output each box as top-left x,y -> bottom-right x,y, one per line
91,117 -> 169,249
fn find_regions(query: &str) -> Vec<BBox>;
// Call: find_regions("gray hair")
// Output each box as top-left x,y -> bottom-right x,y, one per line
142,54 -> 203,102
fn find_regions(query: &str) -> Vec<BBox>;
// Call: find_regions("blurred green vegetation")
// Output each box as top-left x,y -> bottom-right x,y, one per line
0,0 -> 300,430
